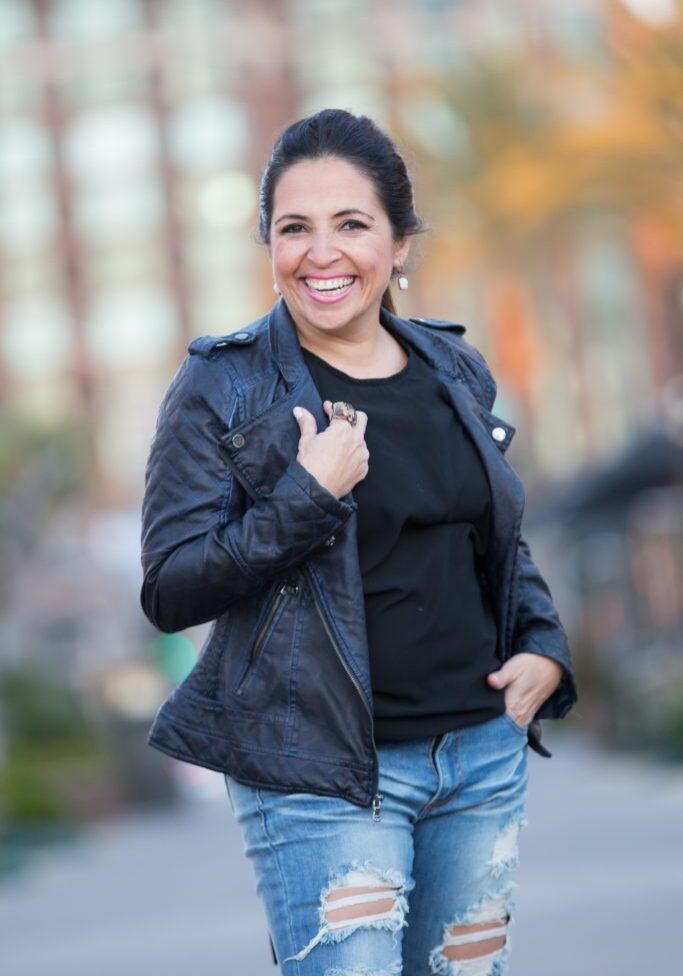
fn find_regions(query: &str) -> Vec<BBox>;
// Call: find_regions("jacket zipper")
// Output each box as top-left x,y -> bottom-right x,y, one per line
235,578 -> 299,696
304,567 -> 382,820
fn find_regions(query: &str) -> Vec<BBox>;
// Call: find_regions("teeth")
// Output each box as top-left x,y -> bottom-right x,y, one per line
305,277 -> 354,292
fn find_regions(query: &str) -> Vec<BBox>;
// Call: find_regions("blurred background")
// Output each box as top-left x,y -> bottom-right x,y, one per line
1,0 -> 682,973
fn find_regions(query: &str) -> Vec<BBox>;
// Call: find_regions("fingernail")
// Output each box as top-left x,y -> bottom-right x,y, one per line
293,407 -> 302,419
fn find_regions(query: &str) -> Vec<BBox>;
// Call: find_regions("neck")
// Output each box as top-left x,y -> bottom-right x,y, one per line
295,312 -> 398,367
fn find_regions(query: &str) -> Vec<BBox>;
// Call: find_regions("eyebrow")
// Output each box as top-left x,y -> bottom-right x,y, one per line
274,209 -> 375,226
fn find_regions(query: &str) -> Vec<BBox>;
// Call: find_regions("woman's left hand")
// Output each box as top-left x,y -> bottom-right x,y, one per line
487,653 -> 564,727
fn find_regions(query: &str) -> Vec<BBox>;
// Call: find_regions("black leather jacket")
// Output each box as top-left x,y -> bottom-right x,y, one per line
140,299 -> 578,810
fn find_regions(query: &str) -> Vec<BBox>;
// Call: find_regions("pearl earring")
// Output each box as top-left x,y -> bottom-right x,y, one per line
273,282 -> 281,295
397,274 -> 409,291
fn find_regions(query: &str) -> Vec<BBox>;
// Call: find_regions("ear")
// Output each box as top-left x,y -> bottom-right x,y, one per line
394,235 -> 411,271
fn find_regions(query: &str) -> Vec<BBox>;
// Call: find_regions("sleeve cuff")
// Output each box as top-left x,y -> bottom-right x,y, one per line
284,457 -> 358,522
514,644 -> 579,720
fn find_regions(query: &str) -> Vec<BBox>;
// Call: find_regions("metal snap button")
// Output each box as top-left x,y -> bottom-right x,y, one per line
324,535 -> 336,547
231,433 -> 245,448
233,332 -> 250,341
491,426 -> 506,442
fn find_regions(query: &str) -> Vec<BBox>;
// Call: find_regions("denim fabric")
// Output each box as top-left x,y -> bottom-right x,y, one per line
224,711 -> 529,976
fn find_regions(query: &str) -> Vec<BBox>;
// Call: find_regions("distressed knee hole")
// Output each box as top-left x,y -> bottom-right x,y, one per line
429,893 -> 511,976
325,884 -> 400,924
443,915 -> 509,961
281,863 -> 412,965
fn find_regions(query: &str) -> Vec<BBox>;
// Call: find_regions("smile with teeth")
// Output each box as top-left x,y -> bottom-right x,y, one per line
304,276 -> 355,295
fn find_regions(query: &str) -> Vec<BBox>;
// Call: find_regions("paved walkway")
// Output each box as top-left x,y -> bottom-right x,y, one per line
2,726 -> 682,975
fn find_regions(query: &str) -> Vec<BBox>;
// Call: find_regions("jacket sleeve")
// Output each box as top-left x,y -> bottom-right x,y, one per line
511,534 -> 578,719
139,355 -> 357,634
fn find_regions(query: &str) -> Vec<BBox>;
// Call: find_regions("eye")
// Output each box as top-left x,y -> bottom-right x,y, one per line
279,223 -> 306,234
341,219 -> 368,230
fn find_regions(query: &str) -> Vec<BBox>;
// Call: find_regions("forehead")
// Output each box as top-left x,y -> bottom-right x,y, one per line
272,156 -> 382,214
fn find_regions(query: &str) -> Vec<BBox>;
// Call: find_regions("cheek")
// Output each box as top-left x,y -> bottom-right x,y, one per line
357,239 -> 395,275
271,241 -> 302,276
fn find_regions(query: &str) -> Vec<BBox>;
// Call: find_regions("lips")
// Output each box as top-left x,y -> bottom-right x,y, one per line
304,276 -> 355,292
300,276 -> 357,304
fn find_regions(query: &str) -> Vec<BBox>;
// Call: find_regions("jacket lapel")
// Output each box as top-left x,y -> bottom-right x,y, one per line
221,368 -> 327,499
439,381 -> 525,632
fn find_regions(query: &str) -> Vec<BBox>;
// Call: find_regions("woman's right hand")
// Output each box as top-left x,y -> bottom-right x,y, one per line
293,400 -> 369,499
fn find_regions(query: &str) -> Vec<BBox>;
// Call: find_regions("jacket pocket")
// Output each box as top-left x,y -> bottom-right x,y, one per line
231,576 -> 301,698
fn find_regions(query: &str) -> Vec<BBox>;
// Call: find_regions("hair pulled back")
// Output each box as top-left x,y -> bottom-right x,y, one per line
258,108 -> 427,314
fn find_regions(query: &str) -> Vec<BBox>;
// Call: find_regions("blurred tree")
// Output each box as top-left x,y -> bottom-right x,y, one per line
0,667 -> 114,826
0,408 -> 88,612
393,2 -> 683,440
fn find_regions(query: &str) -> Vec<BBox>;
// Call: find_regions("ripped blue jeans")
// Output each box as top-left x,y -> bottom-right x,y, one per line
223,711 -> 529,976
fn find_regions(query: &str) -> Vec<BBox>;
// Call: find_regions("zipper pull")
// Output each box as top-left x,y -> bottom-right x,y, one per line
372,792 -> 384,822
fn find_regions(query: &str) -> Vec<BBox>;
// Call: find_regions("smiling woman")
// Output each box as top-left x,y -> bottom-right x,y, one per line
258,109 -> 426,323
268,156 -> 412,346
140,107 -> 577,975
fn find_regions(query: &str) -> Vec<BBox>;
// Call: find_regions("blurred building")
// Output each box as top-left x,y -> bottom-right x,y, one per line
0,0 -> 682,722
1,0 -> 681,505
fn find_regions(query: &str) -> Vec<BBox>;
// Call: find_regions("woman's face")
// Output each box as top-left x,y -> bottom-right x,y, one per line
268,156 -> 410,341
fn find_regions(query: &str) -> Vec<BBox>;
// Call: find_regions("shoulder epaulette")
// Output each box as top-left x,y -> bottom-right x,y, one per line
188,330 -> 257,358
409,317 -> 466,335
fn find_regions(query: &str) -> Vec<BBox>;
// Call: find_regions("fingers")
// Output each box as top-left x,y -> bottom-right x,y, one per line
296,403 -> 367,437
292,406 -> 318,440
354,410 -> 369,437
322,400 -> 369,436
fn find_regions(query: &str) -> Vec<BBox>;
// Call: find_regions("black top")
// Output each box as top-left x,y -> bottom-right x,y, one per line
301,337 -> 506,742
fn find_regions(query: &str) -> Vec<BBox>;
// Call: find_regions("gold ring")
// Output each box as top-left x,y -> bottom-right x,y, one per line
330,401 -> 357,426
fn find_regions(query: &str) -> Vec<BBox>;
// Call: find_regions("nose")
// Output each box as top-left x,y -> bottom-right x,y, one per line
306,231 -> 342,267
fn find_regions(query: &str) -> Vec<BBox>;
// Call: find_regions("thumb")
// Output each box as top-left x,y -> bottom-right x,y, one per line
293,406 -> 318,441
487,664 -> 513,689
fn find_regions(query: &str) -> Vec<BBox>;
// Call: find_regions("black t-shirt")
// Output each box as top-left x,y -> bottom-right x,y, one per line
301,337 -> 506,742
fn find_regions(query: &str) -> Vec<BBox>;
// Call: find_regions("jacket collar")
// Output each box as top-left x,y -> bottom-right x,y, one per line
267,297 -> 466,390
